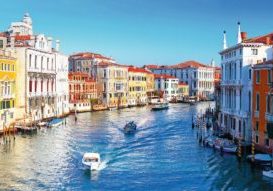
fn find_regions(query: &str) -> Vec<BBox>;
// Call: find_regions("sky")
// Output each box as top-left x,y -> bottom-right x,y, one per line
1,0 -> 273,66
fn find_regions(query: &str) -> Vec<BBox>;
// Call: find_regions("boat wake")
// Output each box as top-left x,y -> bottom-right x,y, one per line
137,117 -> 149,127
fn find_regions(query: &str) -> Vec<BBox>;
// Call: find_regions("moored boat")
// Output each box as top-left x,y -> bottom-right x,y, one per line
48,118 -> 63,128
37,121 -> 48,128
82,153 -> 101,171
151,102 -> 169,111
247,154 -> 272,165
124,121 -> 137,134
263,170 -> 273,178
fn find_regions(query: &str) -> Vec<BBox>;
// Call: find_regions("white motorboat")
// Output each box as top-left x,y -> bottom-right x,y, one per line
48,118 -> 63,128
151,102 -> 169,111
37,121 -> 48,128
263,170 -> 273,178
247,154 -> 272,165
82,153 -> 101,171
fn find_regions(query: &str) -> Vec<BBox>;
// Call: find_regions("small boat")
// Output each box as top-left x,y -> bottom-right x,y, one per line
48,118 -> 63,128
37,121 -> 48,128
214,139 -> 237,153
247,154 -> 272,165
263,170 -> 273,178
151,102 -> 169,111
15,125 -> 37,134
82,153 -> 101,171
124,121 -> 137,134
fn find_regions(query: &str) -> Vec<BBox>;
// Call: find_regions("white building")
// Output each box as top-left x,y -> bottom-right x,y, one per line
146,60 -> 215,100
154,74 -> 179,101
219,22 -> 273,142
5,13 -> 68,122
55,52 -> 69,117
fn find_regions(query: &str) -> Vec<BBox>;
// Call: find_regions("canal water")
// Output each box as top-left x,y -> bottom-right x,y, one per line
0,102 -> 273,191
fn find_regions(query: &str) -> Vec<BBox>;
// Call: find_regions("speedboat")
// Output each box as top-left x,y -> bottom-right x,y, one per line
124,121 -> 137,134
82,153 -> 101,171
151,102 -> 169,111
48,118 -> 63,128
263,170 -> 273,178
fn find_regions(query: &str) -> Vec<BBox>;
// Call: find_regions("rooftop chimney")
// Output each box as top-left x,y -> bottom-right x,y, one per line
241,32 -> 247,41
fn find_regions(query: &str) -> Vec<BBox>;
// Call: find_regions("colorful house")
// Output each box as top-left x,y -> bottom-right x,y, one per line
252,60 -> 273,153
68,72 -> 97,112
95,62 -> 128,108
154,74 -> 179,101
177,82 -> 189,100
128,67 -> 148,106
0,49 -> 16,132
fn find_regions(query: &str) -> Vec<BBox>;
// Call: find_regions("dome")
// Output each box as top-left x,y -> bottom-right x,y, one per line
23,13 -> 32,25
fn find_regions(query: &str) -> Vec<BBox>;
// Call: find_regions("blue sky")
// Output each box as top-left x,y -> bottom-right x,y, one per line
1,0 -> 273,66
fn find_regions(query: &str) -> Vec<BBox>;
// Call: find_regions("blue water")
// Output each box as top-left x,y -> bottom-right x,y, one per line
1,102 -> 273,191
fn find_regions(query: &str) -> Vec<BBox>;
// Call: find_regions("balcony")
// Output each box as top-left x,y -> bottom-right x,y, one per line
2,94 -> 15,99
266,112 -> 273,122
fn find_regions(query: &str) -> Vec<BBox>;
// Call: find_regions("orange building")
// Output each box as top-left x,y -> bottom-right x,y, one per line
252,60 -> 273,153
68,72 -> 97,112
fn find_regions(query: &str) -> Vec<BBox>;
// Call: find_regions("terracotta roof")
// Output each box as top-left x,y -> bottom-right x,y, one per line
144,61 -> 211,70
70,52 -> 113,60
144,65 -> 161,69
97,61 -> 127,68
243,32 -> 273,45
154,74 -> 177,79
15,35 -> 31,41
128,66 -> 153,74
171,60 -> 212,69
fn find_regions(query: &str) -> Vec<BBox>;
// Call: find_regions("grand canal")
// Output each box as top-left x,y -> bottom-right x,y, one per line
0,102 -> 273,191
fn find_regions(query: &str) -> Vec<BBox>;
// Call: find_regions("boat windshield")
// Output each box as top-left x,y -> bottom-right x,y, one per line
85,158 -> 98,162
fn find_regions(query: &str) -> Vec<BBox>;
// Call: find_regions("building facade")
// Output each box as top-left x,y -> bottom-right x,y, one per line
55,53 -> 69,117
219,23 -> 273,142
252,60 -> 273,153
68,72 -> 97,112
0,49 -> 16,132
145,60 -> 215,100
3,13 -> 68,122
128,67 -> 148,106
95,62 -> 128,108
177,82 -> 189,100
154,74 -> 179,101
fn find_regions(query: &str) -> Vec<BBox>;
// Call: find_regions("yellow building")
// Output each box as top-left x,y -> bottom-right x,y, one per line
146,70 -> 155,102
177,82 -> 189,100
96,62 -> 128,108
128,67 -> 148,106
0,49 -> 16,132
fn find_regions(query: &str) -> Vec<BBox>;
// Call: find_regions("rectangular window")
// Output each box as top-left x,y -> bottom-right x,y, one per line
265,138 -> 269,147
256,121 -> 259,131
268,70 -> 272,83
35,55 -> 37,68
0,40 -> 3,48
256,93 -> 260,111
251,49 -> 258,55
255,135 -> 259,143
256,71 -> 260,83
